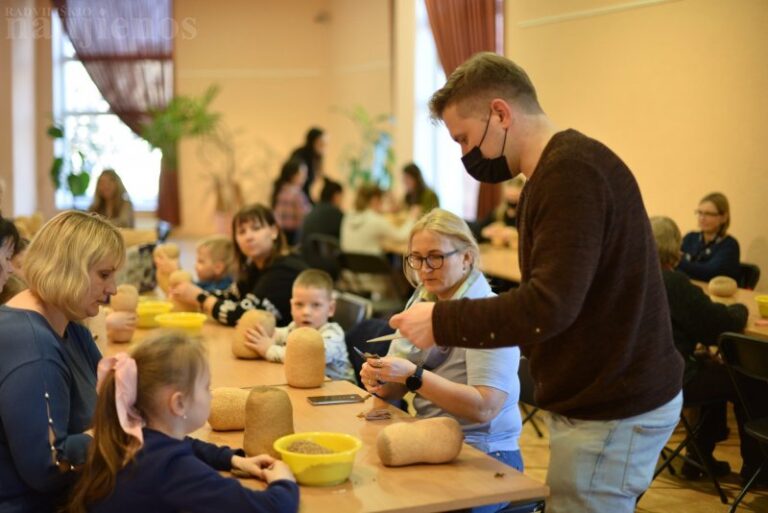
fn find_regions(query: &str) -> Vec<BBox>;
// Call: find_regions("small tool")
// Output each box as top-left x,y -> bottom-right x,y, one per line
365,333 -> 403,344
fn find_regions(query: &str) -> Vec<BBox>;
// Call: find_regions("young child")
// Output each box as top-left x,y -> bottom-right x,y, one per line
245,269 -> 354,382
68,333 -> 299,513
195,236 -> 235,292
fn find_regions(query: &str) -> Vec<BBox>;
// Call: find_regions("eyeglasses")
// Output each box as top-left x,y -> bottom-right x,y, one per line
406,250 -> 459,270
694,210 -> 721,218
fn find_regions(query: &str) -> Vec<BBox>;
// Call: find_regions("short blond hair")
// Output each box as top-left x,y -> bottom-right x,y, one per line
650,216 -> 682,269
197,236 -> 234,274
429,52 -> 542,120
24,211 -> 125,320
404,209 -> 480,287
293,269 -> 334,297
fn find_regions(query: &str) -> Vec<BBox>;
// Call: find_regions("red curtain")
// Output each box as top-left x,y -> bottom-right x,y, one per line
425,0 -> 503,221
53,0 -> 180,225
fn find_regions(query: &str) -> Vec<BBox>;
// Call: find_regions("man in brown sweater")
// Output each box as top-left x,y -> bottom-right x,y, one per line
390,53 -> 684,513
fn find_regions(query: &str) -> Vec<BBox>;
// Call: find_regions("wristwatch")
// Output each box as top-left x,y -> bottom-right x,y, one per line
196,291 -> 211,307
405,364 -> 425,392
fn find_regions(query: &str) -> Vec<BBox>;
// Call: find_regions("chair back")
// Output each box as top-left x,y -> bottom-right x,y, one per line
738,262 -> 761,290
518,357 -> 538,407
338,252 -> 411,314
303,233 -> 342,280
333,291 -> 372,332
719,332 -> 768,421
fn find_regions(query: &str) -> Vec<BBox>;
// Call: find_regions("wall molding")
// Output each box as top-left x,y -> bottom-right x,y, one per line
517,0 -> 681,28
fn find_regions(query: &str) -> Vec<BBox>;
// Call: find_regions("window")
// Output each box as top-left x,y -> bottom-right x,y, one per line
51,10 -> 160,212
412,0 -> 478,219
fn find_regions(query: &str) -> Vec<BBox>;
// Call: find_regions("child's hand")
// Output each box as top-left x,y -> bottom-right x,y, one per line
262,459 -> 296,484
232,454 -> 282,480
170,281 -> 203,306
243,324 -> 275,358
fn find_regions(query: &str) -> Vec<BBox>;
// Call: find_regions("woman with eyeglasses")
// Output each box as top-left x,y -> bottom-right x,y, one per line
358,209 -> 522,513
677,192 -> 740,281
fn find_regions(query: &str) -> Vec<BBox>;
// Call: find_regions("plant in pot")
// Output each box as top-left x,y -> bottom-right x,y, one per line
140,85 -> 221,227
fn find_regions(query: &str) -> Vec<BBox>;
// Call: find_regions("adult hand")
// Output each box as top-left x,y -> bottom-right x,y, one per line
262,459 -> 296,484
360,357 -> 415,387
232,454 -> 279,480
243,324 -> 275,358
170,281 -> 203,306
389,302 -> 436,350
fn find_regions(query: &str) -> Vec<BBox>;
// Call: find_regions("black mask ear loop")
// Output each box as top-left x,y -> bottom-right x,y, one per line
498,127 -> 508,158
478,108 -> 493,147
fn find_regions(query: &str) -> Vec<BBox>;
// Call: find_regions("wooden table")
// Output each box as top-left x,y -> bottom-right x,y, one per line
100,319 -> 548,511
196,380 -> 549,513
694,282 -> 768,340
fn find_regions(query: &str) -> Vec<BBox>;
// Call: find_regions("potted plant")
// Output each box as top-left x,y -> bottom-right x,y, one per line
336,105 -> 395,190
46,123 -> 96,207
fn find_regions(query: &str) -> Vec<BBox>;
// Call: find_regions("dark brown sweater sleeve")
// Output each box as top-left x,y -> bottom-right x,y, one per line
434,160 -> 609,349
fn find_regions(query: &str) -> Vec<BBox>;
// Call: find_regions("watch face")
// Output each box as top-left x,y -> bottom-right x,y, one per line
406,374 -> 422,392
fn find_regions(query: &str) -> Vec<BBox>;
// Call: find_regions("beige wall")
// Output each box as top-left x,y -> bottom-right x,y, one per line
506,0 -> 768,290
175,0 -> 391,235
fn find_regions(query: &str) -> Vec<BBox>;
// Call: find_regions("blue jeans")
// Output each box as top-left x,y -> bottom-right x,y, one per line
471,450 -> 524,513
545,391 -> 682,513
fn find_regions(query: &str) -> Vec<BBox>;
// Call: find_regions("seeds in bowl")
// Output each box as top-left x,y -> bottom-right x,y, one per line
287,439 -> 335,454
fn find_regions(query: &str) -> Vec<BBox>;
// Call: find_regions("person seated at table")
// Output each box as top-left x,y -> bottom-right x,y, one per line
300,180 -> 344,246
0,211 -> 125,512
402,162 -> 439,216
242,269 -> 354,382
677,192 -> 740,281
359,209 -> 522,513
171,204 -> 307,327
341,184 -> 415,256
476,176 -> 524,246
88,169 -> 135,229
652,216 -> 768,485
194,235 -> 235,292
67,332 -> 299,513
271,158 -> 311,247
0,215 -> 21,295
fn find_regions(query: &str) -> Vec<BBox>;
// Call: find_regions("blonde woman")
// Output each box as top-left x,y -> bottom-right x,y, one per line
359,209 -> 522,513
88,169 -> 135,228
0,211 -> 124,512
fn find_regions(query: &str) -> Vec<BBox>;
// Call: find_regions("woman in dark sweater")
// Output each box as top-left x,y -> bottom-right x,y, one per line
171,204 -> 307,327
677,192 -> 740,281
652,216 -> 767,484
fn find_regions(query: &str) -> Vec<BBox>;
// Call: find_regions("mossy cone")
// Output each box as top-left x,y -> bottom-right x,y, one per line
111,284 -> 139,311
377,417 -> 464,467
243,386 -> 294,457
284,327 -> 325,388
708,276 -> 738,297
208,387 -> 250,431
233,310 -> 277,359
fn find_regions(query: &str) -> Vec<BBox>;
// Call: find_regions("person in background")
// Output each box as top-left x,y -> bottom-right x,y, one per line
651,216 -> 768,487
290,127 -> 327,202
677,192 -> 740,282
360,209 -> 522,513
195,236 -> 235,292
88,169 -> 135,228
67,333 -> 298,513
171,204 -> 307,327
476,176 -> 524,245
300,180 -> 344,278
0,211 -> 125,512
0,216 -> 20,294
402,163 -> 439,215
244,269 -> 353,382
271,158 -> 311,247
341,184 -> 415,256
390,52 -> 684,513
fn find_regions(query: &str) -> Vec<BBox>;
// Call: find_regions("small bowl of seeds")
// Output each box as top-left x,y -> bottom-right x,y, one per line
273,432 -> 362,486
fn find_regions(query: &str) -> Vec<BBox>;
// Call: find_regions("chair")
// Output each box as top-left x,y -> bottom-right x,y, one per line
718,332 -> 768,512
738,263 -> 761,290
518,357 -> 544,438
338,252 -> 411,316
651,398 -> 730,504
303,233 -> 342,280
333,291 -> 372,332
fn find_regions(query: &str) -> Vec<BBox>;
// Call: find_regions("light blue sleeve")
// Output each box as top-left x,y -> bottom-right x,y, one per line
465,346 -> 520,396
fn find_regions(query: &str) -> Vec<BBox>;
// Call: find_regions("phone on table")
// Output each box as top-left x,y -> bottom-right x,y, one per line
307,394 -> 366,406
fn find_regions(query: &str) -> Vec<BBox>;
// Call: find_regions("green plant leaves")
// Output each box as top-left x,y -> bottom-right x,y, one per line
66,172 -> 90,197
50,157 -> 64,189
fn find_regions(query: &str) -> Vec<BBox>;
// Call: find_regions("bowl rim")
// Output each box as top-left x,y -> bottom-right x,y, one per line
154,312 -> 207,325
273,431 -> 362,458
137,300 -> 174,310
756,295 -> 768,302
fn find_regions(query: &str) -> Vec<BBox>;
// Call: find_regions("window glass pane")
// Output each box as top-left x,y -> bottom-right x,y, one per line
63,61 -> 110,113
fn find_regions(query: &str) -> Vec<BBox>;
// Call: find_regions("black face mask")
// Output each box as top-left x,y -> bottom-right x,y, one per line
461,111 -> 516,183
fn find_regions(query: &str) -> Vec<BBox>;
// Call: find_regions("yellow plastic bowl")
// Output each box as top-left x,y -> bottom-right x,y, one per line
154,312 -> 207,333
273,432 -> 362,486
756,295 -> 768,318
136,300 -> 174,328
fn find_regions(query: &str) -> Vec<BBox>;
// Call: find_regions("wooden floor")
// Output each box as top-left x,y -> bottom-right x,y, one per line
518,406 -> 768,513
